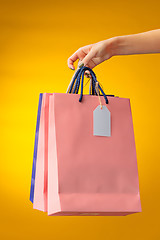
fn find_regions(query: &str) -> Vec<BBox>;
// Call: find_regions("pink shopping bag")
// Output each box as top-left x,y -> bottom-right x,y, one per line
32,93 -> 49,212
31,66 -> 141,216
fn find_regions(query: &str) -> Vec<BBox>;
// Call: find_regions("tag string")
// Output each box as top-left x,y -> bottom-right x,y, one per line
95,82 -> 102,109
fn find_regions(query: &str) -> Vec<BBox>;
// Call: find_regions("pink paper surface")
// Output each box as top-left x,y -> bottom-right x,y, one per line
47,93 -> 141,215
48,94 -> 61,215
33,93 -> 49,212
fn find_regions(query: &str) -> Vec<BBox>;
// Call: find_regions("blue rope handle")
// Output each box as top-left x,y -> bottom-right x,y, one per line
77,67 -> 97,95
73,69 -> 81,94
69,66 -> 108,104
69,67 -> 96,95
74,68 -> 85,94
78,66 -> 108,104
69,68 -> 82,94
72,67 -> 95,95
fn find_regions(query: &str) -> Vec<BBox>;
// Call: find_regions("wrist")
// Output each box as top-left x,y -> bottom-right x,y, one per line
102,36 -> 126,58
110,36 -> 128,56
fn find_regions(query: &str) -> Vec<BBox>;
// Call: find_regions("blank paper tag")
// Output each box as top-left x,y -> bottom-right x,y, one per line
93,105 -> 111,137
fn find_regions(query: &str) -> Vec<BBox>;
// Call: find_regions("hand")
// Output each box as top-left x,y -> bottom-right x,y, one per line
67,29 -> 160,75
67,37 -> 118,71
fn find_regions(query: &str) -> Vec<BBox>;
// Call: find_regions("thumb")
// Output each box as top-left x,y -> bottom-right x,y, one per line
79,49 -> 96,67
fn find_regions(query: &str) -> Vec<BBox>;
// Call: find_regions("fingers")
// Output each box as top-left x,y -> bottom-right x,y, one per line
67,44 -> 93,70
67,47 -> 86,70
68,41 -> 110,71
81,49 -> 96,67
67,55 -> 77,70
67,44 -> 97,78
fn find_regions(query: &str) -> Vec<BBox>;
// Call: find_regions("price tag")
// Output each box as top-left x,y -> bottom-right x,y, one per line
93,105 -> 111,137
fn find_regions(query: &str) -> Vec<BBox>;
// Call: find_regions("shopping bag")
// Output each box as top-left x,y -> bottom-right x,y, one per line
30,66 -> 94,210
30,66 -> 141,216
31,93 -> 49,211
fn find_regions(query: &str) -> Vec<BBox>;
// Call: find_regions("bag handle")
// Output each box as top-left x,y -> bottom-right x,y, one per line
69,67 -> 95,95
66,67 -> 80,94
69,66 -> 108,104
67,67 -> 96,95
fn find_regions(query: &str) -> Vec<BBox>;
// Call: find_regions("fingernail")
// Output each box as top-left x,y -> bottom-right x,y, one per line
78,62 -> 84,68
85,73 -> 90,78
70,67 -> 75,70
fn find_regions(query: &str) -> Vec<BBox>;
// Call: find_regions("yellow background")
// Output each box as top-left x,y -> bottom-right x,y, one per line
0,0 -> 160,239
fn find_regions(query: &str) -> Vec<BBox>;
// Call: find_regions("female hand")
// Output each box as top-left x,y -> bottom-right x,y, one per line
67,29 -> 160,75
67,37 -> 118,71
